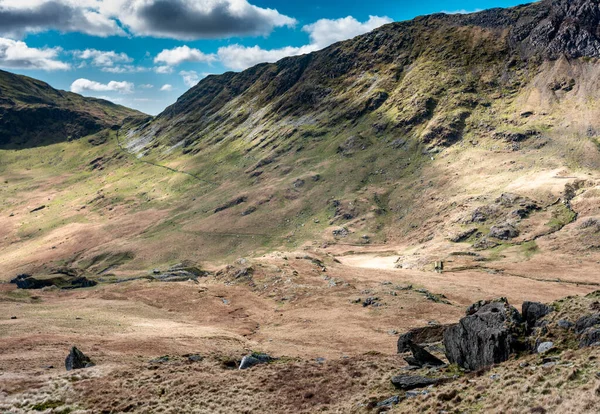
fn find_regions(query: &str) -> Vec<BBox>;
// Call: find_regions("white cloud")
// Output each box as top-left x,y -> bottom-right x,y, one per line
217,44 -> 318,71
218,15 -> 392,71
110,0 -> 296,40
154,65 -> 173,74
73,49 -> 132,67
0,0 -> 295,40
70,78 -> 134,94
154,45 -> 217,67
0,0 -> 125,38
303,15 -> 392,49
101,65 -> 148,73
160,84 -> 173,91
139,83 -> 154,89
0,37 -> 69,70
180,70 -> 205,88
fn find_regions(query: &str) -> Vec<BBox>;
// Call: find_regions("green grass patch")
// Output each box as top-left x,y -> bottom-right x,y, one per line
520,240 -> 540,259
546,203 -> 577,232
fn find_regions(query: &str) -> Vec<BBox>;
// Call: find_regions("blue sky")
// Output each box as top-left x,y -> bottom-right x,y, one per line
0,1 -> 531,115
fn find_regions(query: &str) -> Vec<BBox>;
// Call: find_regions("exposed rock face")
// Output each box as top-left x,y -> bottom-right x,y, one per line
512,0 -> 600,60
65,346 -> 95,371
444,299 -> 523,371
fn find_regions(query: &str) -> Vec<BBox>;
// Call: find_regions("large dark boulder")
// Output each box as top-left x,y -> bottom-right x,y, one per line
65,346 -> 95,371
397,324 -> 450,353
522,301 -> 553,329
444,299 -> 524,371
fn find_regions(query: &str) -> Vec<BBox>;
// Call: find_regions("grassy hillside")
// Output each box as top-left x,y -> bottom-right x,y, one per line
0,70 -> 147,148
0,0 -> 599,280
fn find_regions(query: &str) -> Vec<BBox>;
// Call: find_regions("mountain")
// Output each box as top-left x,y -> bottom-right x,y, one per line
117,0 -> 600,261
1,2 -> 600,413
0,0 -> 599,276
0,70 -> 146,148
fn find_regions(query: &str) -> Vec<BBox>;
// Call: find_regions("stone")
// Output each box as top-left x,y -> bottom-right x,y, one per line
575,314 -> 600,333
522,301 -> 552,329
239,353 -> 274,370
537,342 -> 554,353
449,228 -> 477,243
444,299 -> 523,370
406,341 -> 445,367
65,346 -> 95,371
557,319 -> 574,329
489,223 -> 519,240
376,396 -> 401,407
397,324 -> 450,353
579,328 -> 600,348
391,374 -> 439,390
363,297 -> 380,307
10,316 -> 17,320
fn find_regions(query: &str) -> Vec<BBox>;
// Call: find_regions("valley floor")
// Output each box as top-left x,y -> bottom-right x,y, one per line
1,251 -> 598,413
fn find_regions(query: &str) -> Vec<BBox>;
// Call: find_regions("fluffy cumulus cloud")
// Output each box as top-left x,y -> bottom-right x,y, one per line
303,15 -> 392,49
218,15 -> 392,71
70,78 -> 134,94
0,37 -> 69,70
217,44 -> 317,71
0,0 -> 295,40
0,0 -> 125,38
154,45 -> 216,67
73,49 -> 132,67
160,84 -> 173,91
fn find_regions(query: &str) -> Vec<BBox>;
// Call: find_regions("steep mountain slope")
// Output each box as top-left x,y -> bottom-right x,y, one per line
116,0 -> 600,266
0,70 -> 146,148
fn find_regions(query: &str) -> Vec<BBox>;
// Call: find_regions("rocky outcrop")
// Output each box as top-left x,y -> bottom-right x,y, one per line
10,273 -> 97,290
443,299 -> 523,371
65,346 -> 95,371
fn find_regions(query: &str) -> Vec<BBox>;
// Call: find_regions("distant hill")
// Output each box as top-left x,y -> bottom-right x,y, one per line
0,70 -> 146,148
